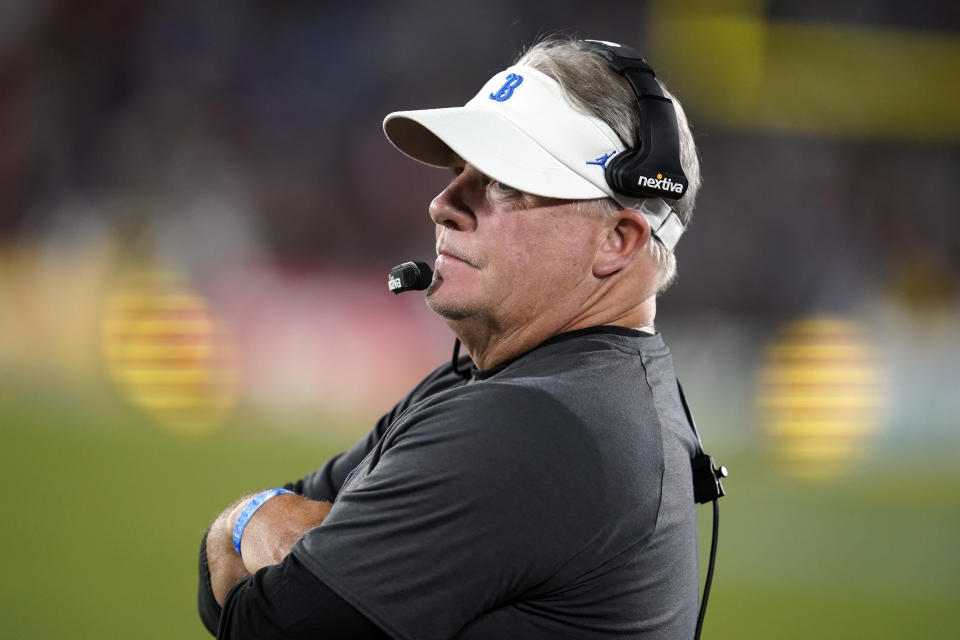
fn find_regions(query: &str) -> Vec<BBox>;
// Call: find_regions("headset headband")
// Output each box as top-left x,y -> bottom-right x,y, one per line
582,40 -> 690,203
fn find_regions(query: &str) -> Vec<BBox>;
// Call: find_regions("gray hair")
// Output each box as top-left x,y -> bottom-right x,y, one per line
516,36 -> 701,294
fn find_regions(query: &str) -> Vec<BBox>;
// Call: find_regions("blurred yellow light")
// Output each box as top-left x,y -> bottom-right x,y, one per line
757,315 -> 888,479
649,0 -> 960,141
100,271 -> 238,434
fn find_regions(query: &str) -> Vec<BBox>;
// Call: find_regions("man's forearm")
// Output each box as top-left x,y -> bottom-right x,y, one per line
205,492 -> 333,605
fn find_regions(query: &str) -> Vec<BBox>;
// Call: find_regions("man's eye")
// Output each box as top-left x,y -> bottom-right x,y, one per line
495,181 -> 514,191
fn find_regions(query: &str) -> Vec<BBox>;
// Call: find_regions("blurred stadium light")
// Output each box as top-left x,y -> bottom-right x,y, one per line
649,0 -> 960,140
757,315 -> 888,478
101,269 -> 238,434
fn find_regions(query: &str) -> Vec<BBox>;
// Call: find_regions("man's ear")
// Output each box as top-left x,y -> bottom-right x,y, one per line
593,209 -> 652,277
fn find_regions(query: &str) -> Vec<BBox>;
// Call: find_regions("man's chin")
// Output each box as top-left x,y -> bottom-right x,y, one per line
426,293 -> 476,321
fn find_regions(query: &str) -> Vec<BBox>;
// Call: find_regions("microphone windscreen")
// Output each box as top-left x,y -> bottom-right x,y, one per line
412,261 -> 434,289
388,261 -> 434,294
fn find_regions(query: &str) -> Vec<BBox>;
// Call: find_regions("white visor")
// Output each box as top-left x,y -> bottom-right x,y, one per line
383,65 -> 685,250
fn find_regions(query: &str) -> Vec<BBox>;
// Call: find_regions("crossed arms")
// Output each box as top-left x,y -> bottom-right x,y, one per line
205,492 -> 333,605
199,490 -> 390,639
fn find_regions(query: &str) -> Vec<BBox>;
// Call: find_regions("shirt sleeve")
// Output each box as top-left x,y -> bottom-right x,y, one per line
284,425 -> 386,500
216,552 -> 390,640
290,384 -> 613,640
286,361 -> 461,500
197,529 -> 222,636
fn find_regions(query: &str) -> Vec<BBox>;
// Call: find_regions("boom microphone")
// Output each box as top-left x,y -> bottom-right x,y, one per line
388,261 -> 433,294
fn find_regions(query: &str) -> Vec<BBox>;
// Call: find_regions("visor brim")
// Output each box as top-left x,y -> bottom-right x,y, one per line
383,107 -> 609,201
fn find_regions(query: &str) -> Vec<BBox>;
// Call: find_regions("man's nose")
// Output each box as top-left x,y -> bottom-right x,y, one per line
428,169 -> 480,232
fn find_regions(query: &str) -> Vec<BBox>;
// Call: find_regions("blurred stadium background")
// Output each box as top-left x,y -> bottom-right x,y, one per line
0,0 -> 957,637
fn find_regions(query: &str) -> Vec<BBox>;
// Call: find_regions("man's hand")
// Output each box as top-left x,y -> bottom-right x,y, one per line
206,493 -> 333,605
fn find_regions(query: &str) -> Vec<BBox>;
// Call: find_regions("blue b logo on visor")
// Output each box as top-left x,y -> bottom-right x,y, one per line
490,73 -> 523,102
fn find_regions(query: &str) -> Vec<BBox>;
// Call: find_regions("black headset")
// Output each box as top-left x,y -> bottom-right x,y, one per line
581,39 -> 690,202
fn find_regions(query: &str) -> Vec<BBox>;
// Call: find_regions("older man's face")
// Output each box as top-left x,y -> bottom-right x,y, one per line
426,164 -> 606,331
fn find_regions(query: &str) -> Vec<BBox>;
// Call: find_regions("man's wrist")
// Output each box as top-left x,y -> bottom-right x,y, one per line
237,495 -> 334,572
232,489 -> 295,557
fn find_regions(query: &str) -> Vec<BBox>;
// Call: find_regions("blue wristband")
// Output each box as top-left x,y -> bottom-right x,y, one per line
232,488 -> 294,557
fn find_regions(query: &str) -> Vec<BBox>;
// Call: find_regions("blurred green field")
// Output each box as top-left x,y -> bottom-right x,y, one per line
1,378 -> 958,639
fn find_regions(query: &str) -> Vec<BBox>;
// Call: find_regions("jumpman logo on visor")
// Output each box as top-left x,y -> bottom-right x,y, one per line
586,150 -> 617,170
490,73 -> 523,102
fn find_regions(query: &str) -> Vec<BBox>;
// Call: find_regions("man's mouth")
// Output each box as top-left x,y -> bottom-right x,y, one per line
436,249 -> 478,268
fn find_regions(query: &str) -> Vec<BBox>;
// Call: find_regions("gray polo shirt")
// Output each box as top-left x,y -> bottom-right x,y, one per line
291,326 -> 700,639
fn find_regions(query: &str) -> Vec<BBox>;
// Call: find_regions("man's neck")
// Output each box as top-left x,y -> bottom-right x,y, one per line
451,296 -> 657,371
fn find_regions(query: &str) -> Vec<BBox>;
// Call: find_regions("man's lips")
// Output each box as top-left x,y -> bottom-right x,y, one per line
436,250 -> 478,268
429,249 -> 478,296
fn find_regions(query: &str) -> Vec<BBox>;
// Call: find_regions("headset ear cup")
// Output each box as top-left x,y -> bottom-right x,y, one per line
604,120 -> 689,200
607,144 -> 662,199
604,148 -> 633,196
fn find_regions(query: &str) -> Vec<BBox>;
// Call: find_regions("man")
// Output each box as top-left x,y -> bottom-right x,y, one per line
198,35 -> 703,639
